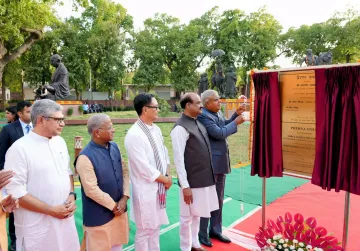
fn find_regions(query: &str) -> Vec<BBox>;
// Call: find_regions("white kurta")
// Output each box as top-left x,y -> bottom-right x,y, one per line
4,132 -> 80,251
171,125 -> 219,217
124,122 -> 169,229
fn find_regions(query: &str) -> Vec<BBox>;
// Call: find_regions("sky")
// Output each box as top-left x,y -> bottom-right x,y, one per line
57,0 -> 360,69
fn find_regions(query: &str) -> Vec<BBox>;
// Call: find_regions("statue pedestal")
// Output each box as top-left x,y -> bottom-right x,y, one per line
56,101 -> 83,117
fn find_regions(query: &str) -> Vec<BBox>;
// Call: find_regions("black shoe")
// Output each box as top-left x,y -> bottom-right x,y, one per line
209,232 -> 231,243
9,241 -> 16,251
198,236 -> 213,247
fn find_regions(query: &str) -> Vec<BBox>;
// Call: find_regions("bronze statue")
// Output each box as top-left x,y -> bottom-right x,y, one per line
224,66 -> 237,98
44,54 -> 71,100
198,73 -> 209,94
211,49 -> 226,97
318,51 -> 332,65
301,49 -> 318,66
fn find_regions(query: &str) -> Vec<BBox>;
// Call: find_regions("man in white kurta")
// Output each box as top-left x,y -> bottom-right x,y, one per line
171,93 -> 219,251
4,99 -> 79,251
125,93 -> 172,251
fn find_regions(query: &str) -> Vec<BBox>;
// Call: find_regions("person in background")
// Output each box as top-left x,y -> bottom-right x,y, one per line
82,102 -> 89,114
4,99 -> 79,251
0,101 -> 32,251
76,114 -> 130,251
5,106 -> 18,124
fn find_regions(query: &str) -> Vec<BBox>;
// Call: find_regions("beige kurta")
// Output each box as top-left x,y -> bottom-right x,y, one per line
76,155 -> 130,251
0,193 -> 8,251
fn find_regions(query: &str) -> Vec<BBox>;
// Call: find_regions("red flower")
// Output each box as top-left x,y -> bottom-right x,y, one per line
297,232 -> 306,242
255,233 -> 265,242
284,230 -> 294,240
285,212 -> 292,223
275,222 -> 283,233
305,229 -> 316,244
315,226 -> 327,237
285,223 -> 294,232
315,238 -> 328,249
306,217 -> 317,228
294,213 -> 304,223
267,219 -> 276,230
277,215 -> 284,223
256,239 -> 267,248
324,236 -> 338,246
258,227 -> 265,235
264,228 -> 274,239
294,222 -> 304,232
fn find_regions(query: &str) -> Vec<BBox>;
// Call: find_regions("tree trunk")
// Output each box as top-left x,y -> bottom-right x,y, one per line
346,54 -> 350,63
0,66 -> 5,109
109,89 -> 113,111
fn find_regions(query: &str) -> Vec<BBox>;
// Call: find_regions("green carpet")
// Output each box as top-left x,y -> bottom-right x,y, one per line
225,165 -> 309,205
73,180 -> 259,250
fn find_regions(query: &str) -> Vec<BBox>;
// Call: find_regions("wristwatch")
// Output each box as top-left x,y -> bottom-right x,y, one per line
69,192 -> 77,200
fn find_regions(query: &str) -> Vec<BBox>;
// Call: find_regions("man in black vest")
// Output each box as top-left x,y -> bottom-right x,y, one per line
171,93 -> 219,251
0,100 -> 32,251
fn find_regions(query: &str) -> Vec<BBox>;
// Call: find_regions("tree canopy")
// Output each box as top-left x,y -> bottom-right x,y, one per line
1,1 -> 360,104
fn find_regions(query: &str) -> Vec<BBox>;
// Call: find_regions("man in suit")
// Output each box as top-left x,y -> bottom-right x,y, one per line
0,100 -> 32,251
197,90 -> 245,247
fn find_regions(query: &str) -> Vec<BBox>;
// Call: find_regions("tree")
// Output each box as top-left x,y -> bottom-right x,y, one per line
0,0 -> 86,106
279,7 -> 360,64
81,0 -> 132,93
133,12 -> 215,93
279,23 -> 332,65
58,19 -> 90,100
21,30 -> 60,89
327,8 -> 360,63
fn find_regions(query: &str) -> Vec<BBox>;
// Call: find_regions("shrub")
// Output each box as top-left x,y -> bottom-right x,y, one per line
67,107 -> 74,116
78,105 -> 84,113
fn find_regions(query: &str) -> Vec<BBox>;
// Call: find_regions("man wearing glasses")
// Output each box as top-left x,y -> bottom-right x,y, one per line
125,93 -> 172,251
76,114 -> 130,251
4,99 -> 80,251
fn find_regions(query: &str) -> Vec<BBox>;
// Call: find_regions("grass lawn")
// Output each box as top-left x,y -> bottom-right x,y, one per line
62,122 -> 250,177
66,111 -> 180,120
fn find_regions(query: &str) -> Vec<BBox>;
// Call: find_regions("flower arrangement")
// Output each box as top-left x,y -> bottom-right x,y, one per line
255,212 -> 343,251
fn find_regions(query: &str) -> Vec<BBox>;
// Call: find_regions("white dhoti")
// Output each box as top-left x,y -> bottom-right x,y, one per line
179,185 -> 219,251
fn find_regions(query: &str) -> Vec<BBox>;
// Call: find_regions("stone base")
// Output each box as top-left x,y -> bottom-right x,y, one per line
56,101 -> 83,117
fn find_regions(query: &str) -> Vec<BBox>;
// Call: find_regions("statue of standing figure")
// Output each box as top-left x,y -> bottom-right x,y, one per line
198,73 -> 209,94
43,54 -> 71,101
301,49 -> 319,66
224,66 -> 238,98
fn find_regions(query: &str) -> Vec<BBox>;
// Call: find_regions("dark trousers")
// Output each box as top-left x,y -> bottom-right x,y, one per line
199,174 -> 226,237
9,212 -> 16,244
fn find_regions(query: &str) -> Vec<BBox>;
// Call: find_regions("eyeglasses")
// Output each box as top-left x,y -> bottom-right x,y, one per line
44,116 -> 66,124
98,125 -> 114,131
145,105 -> 160,110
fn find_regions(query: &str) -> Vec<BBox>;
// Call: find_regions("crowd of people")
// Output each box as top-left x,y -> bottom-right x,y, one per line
0,90 -> 246,251
82,102 -> 103,114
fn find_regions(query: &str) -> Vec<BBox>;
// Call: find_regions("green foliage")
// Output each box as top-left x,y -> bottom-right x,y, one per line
148,91 -> 170,114
21,30 -> 60,87
78,105 -> 84,113
67,107 -> 74,116
280,8 -> 360,64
